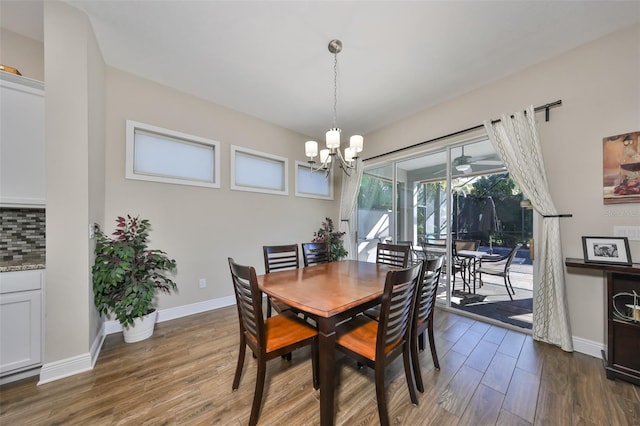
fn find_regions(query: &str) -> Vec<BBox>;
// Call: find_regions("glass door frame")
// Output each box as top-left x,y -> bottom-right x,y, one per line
358,134 -> 521,312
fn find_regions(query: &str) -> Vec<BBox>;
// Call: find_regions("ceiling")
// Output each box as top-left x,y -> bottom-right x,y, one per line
1,1 -> 639,142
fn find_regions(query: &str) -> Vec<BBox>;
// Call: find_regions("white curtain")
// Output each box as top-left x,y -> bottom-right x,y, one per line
484,106 -> 573,352
339,158 -> 364,259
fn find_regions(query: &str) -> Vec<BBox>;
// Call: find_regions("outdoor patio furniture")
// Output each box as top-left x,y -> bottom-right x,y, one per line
452,239 -> 480,291
477,244 -> 523,300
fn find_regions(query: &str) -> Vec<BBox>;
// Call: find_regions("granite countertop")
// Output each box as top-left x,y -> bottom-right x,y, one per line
0,257 -> 46,273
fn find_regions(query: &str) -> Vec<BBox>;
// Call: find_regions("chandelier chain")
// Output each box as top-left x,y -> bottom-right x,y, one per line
332,52 -> 338,129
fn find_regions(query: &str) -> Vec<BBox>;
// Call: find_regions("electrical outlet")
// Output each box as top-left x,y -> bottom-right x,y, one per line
198,278 -> 207,289
89,223 -> 95,239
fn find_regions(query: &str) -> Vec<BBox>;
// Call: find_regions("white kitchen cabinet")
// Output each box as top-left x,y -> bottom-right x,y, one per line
0,270 -> 44,376
0,72 -> 45,207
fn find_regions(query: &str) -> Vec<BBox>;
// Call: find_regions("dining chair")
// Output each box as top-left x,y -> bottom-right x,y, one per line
411,255 -> 445,393
335,262 -> 423,425
228,258 -> 318,426
301,242 -> 331,267
376,242 -> 411,268
477,243 -> 522,300
262,244 -> 299,318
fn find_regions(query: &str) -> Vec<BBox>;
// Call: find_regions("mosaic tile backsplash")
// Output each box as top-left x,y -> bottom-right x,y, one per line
0,208 -> 46,263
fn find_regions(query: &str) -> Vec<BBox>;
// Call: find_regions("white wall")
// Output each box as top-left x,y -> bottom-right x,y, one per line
86,11 -> 106,355
43,1 -> 102,371
365,24 -> 640,348
103,67 -> 340,310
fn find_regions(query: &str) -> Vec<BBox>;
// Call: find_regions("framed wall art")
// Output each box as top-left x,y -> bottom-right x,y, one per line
603,131 -> 640,204
582,236 -> 632,266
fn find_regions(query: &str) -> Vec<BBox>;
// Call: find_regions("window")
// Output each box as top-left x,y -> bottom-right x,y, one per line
126,120 -> 220,188
231,145 -> 288,195
295,161 -> 333,200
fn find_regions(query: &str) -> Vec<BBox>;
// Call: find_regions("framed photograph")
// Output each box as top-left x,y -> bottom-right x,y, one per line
582,236 -> 632,266
603,131 -> 640,204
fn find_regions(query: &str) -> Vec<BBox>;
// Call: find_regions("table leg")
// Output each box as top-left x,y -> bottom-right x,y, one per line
472,258 -> 477,293
317,317 -> 337,426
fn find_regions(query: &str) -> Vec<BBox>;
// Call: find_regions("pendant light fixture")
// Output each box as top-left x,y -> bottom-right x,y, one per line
305,39 -> 363,176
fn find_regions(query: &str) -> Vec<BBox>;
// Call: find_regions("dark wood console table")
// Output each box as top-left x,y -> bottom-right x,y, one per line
565,257 -> 640,385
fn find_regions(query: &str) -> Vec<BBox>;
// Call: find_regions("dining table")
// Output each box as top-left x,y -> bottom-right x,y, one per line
256,259 -> 394,426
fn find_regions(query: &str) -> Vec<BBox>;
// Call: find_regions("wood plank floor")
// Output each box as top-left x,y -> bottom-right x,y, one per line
1,307 -> 639,425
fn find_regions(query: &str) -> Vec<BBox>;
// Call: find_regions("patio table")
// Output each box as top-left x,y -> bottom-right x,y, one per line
456,250 -> 501,293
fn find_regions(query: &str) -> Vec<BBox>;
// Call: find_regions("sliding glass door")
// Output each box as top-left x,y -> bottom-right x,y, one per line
356,137 -> 534,328
356,163 -> 393,262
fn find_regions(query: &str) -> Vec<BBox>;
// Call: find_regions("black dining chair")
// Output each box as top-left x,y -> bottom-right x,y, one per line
411,255 -> 445,393
477,244 -> 522,300
335,262 -> 423,425
363,243 -> 412,322
301,242 -> 331,267
376,242 -> 411,268
228,258 -> 318,426
262,244 -> 299,318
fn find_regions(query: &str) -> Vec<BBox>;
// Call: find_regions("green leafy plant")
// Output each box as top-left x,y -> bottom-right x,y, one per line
92,215 -> 177,327
312,217 -> 348,261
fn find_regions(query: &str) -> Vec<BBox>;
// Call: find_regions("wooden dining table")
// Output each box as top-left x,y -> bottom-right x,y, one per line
256,259 -> 394,426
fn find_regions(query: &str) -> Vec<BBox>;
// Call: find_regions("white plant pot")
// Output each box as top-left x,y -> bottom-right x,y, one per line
123,310 -> 157,343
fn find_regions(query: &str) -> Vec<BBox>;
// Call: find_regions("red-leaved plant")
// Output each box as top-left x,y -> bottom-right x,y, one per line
92,215 -> 177,327
312,217 -> 348,261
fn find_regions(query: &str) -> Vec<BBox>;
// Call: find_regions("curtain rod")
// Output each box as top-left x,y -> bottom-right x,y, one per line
363,100 -> 562,162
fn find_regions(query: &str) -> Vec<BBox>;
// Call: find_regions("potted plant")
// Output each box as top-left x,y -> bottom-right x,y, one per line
312,217 -> 348,261
92,215 -> 177,343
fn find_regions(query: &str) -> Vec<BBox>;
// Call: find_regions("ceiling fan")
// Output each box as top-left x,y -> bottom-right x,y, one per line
435,146 -> 503,175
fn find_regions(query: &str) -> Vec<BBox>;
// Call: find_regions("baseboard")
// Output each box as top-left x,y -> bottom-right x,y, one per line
102,295 -> 236,335
90,322 -> 106,368
38,353 -> 93,385
0,366 -> 41,385
157,296 -> 236,323
572,335 -> 605,359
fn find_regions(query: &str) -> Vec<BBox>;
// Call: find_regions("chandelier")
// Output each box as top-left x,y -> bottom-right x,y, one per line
304,39 -> 363,176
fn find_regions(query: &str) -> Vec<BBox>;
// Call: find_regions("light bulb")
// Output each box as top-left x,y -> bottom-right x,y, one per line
326,128 -> 341,149
305,141 -> 318,158
320,149 -> 331,164
350,135 -> 363,153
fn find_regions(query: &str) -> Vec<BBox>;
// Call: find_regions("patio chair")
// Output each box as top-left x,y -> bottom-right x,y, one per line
397,240 -> 426,264
477,243 -> 522,300
228,258 -> 318,426
335,262 -> 423,425
420,238 -> 447,260
452,239 -> 480,292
